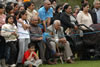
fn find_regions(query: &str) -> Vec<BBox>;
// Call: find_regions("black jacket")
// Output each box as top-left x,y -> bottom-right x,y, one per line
60,12 -> 75,31
89,9 -> 97,24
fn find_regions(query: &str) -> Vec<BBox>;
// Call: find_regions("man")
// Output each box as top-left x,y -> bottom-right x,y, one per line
38,0 -> 53,31
30,16 -> 62,64
90,0 -> 100,24
47,20 -> 74,63
29,16 -> 46,63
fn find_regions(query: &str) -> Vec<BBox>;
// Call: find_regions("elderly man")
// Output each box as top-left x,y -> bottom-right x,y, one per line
38,0 -> 53,32
29,16 -> 46,63
29,16 -> 61,64
47,20 -> 74,63
90,0 -> 100,24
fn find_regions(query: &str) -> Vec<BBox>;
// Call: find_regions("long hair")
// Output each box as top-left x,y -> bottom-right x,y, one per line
62,4 -> 70,12
6,15 -> 14,24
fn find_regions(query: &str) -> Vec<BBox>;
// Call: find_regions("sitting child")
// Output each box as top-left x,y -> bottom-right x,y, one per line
22,43 -> 42,67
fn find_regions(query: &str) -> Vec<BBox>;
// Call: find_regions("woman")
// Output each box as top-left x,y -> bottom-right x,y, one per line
0,4 -> 6,33
60,4 -> 78,58
76,3 -> 93,30
1,15 -> 18,67
26,2 -> 38,21
17,10 -> 30,64
51,4 -> 62,24
60,4 -> 78,32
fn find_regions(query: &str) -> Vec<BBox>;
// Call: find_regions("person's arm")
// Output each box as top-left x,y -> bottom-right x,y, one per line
26,52 -> 34,61
18,19 -> 30,30
47,8 -> 53,27
33,52 -> 39,60
43,20 -> 46,32
1,25 -> 12,37
47,17 -> 51,27
27,52 -> 39,61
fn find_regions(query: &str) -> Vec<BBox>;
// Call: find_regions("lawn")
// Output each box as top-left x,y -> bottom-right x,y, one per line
40,60 -> 100,67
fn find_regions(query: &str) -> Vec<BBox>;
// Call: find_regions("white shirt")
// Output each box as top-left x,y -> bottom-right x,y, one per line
70,15 -> 76,25
1,23 -> 17,42
17,19 -> 30,39
77,11 -> 93,30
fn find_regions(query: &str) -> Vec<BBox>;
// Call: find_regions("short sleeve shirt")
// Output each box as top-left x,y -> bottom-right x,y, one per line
38,6 -> 53,21
22,50 -> 36,64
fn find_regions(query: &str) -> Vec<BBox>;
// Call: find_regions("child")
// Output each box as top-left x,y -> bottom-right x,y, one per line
22,43 -> 42,67
1,15 -> 18,67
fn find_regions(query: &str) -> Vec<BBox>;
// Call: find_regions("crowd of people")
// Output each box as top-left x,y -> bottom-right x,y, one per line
0,0 -> 100,67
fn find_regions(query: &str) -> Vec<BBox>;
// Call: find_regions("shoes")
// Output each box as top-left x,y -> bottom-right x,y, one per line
66,59 -> 74,64
10,64 -> 16,67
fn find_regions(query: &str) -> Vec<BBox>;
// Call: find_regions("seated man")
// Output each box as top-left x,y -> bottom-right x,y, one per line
29,16 -> 46,63
47,20 -> 74,63
29,16 -> 61,64
22,42 -> 42,67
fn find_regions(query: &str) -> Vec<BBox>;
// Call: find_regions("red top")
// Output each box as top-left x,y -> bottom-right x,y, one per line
22,50 -> 36,64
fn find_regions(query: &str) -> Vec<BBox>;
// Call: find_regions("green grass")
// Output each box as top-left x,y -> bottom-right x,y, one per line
41,60 -> 100,67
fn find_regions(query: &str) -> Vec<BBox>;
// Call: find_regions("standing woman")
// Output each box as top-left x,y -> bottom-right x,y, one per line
0,4 -> 6,34
1,15 -> 18,67
17,10 -> 30,64
76,3 -> 93,30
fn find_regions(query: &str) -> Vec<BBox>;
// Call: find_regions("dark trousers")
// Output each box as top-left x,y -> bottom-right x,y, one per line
5,41 -> 17,65
0,36 -> 6,59
32,41 -> 46,62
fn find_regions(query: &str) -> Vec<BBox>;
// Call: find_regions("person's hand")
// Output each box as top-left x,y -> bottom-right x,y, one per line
11,32 -> 17,36
25,24 -> 30,28
18,19 -> 23,24
38,37 -> 43,40
74,26 -> 78,30
59,38 -> 67,43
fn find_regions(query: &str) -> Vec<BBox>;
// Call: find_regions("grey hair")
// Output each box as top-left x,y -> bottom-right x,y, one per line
93,0 -> 100,5
53,20 -> 61,25
30,16 -> 38,22
44,0 -> 51,4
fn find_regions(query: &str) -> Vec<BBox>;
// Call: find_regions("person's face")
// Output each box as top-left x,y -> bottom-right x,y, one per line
54,22 -> 61,30
8,17 -> 14,24
65,6 -> 72,14
94,1 -> 100,9
75,8 -> 80,13
0,8 -> 4,14
29,3 -> 35,11
83,5 -> 89,12
29,46 -> 35,52
52,1 -> 57,7
58,7 -> 62,13
19,6 -> 25,11
14,5 -> 19,11
44,2 -> 51,9
9,9 -> 14,16
11,3 -> 14,8
31,17 -> 39,26
22,13 -> 27,20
